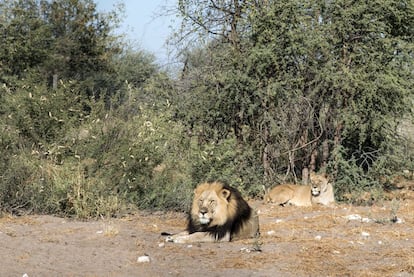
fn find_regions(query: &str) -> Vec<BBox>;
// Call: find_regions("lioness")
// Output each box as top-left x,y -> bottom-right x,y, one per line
310,172 -> 335,206
165,181 -> 260,243
265,172 -> 335,207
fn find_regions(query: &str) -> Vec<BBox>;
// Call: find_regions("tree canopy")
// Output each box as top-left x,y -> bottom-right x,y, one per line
173,0 -> 414,187
0,0 -> 121,95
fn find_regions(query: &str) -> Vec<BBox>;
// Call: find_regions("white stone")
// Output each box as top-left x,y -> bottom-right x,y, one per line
137,256 -> 150,263
361,231 -> 370,237
345,214 -> 362,221
267,230 -> 276,236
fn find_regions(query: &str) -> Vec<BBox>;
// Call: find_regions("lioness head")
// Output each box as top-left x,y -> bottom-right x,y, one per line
191,182 -> 236,227
310,172 -> 329,197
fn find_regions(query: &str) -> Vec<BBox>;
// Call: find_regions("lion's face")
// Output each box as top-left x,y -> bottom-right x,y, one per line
310,172 -> 329,197
191,182 -> 231,227
166,181 -> 259,243
310,182 -> 322,196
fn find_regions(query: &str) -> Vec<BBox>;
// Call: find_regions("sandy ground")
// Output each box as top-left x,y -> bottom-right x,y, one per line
1,199 -> 414,277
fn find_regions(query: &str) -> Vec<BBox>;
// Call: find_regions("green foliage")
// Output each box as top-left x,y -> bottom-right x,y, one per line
1,81 -> 89,145
114,48 -> 159,89
1,0 -> 414,217
189,136 -> 264,196
0,0 -> 121,97
0,78 -> 196,216
70,102 -> 195,213
0,0 -> 194,216
328,146 -> 383,205
173,0 -> 414,200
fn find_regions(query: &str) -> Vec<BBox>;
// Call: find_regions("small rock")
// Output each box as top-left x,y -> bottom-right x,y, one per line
314,235 -> 322,240
158,242 -> 165,248
361,231 -> 370,238
267,230 -> 276,236
395,217 -> 404,224
137,255 -> 150,263
345,214 -> 362,221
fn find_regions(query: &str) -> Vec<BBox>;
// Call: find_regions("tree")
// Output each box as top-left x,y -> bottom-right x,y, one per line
0,1 -> 192,215
0,0 -> 122,97
172,0 -> 251,51
0,0 -> 51,83
173,0 -> 414,187
114,49 -> 158,89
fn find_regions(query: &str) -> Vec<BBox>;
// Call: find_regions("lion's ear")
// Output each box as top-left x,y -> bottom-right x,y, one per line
220,189 -> 231,200
309,171 -> 316,179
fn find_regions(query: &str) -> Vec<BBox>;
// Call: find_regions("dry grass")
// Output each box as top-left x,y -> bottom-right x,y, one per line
102,222 -> 119,237
254,199 -> 414,276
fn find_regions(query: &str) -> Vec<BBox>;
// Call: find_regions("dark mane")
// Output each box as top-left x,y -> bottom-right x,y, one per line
187,182 -> 253,241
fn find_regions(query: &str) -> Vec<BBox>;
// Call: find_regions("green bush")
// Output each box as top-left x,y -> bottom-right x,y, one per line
1,82 -> 89,146
189,136 -> 264,197
0,78 -> 196,216
329,146 -> 385,205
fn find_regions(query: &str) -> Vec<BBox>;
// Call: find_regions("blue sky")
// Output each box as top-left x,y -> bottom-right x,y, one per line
95,0 -> 177,64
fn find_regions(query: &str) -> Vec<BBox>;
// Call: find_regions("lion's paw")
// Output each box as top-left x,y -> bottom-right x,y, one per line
165,236 -> 174,242
165,234 -> 189,244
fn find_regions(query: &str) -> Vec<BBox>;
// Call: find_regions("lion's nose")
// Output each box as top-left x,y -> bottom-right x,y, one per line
199,208 -> 208,215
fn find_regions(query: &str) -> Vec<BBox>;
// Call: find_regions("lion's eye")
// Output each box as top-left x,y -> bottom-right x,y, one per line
209,200 -> 215,205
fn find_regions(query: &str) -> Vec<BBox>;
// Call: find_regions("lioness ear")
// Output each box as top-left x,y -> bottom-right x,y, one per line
220,189 -> 231,200
309,172 -> 315,180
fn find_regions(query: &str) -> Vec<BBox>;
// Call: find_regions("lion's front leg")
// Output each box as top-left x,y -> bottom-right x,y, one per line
165,231 -> 189,243
166,231 -> 230,243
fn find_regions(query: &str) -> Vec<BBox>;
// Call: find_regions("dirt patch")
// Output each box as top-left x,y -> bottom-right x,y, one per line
1,200 -> 414,277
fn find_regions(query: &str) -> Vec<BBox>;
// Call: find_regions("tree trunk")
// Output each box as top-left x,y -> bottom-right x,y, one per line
322,139 -> 329,168
309,147 -> 318,172
262,126 -> 272,181
302,167 -> 309,184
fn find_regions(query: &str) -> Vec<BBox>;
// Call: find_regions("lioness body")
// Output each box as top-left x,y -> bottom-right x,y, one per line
265,172 -> 335,207
166,181 -> 260,243
265,184 -> 313,206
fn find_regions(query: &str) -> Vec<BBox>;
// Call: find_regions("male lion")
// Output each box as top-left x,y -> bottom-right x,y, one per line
264,172 -> 335,207
165,181 -> 260,243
